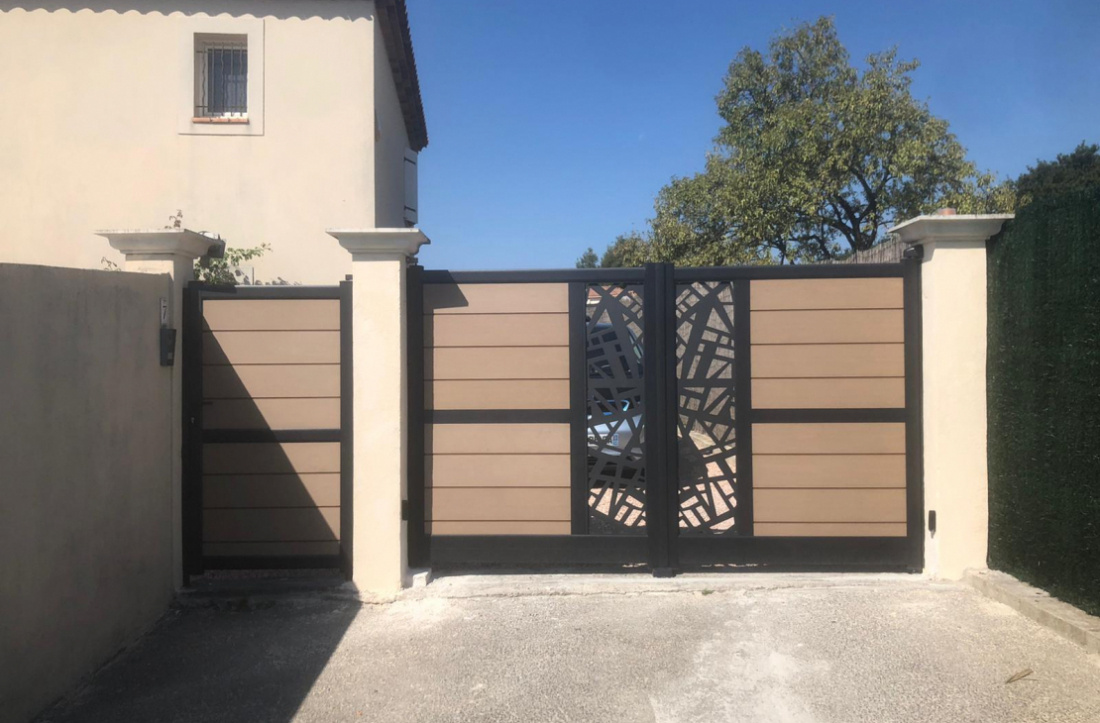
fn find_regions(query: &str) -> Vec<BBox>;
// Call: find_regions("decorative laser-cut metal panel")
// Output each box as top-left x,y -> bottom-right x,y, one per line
585,284 -> 646,534
675,282 -> 740,534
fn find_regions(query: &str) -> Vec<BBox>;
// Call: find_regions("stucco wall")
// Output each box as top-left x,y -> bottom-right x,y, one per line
0,0 -> 387,285
0,264 -> 175,723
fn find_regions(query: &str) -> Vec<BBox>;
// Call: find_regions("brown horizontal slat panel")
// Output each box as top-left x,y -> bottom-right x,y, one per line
750,278 -> 903,311
425,283 -> 568,315
203,442 -> 339,474
753,455 -> 906,488
203,364 -> 340,399
430,487 -> 570,522
203,300 -> 339,331
204,541 -> 341,557
203,473 -> 340,508
426,380 -> 570,410
203,398 -> 340,430
203,507 -> 340,542
427,346 -> 569,380
753,423 -> 906,454
428,454 -> 570,487
750,310 -> 904,344
751,343 -> 904,378
428,521 -> 571,535
754,489 -> 906,523
427,423 -> 570,454
754,522 -> 907,537
203,331 -> 340,364
425,314 -> 568,348
751,378 -> 905,409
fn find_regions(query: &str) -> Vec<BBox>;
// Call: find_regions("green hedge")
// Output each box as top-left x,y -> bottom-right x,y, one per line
987,187 -> 1100,615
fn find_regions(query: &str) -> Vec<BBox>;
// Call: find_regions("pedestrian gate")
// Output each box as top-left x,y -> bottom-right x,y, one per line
410,261 -> 922,572
182,284 -> 352,575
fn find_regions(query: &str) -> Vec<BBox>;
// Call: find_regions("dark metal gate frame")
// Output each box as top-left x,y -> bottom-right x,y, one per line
181,282 -> 354,579
411,259 -> 924,574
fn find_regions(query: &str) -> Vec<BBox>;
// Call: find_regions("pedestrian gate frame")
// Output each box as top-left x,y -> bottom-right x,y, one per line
410,260 -> 923,573
182,283 -> 353,577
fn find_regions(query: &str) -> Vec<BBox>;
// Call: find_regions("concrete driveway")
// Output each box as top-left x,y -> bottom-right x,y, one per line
36,574 -> 1100,723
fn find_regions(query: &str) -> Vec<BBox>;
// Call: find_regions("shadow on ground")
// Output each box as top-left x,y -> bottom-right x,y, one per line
35,583 -> 359,723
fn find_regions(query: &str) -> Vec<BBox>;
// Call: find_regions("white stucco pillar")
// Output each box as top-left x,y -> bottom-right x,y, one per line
889,213 -> 1013,579
328,227 -> 430,594
96,229 -> 221,589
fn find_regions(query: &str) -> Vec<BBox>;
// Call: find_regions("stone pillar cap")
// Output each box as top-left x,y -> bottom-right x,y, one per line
96,228 -> 224,259
889,214 -> 1014,247
327,228 -> 430,259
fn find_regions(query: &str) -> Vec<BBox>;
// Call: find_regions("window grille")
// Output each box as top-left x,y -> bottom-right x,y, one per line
195,36 -> 247,118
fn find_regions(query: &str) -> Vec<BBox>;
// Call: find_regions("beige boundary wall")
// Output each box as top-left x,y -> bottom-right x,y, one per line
0,263 -> 176,723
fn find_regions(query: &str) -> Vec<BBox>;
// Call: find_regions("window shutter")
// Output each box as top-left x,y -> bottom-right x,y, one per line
404,149 -> 418,226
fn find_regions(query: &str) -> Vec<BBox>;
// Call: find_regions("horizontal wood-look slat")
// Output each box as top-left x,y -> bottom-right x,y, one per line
203,364 -> 340,399
203,331 -> 340,364
203,473 -> 340,508
425,314 -> 568,348
751,378 -> 905,409
753,454 -> 906,488
750,310 -> 904,344
754,488 -> 906,523
427,423 -> 570,454
751,343 -> 904,378
424,283 -> 568,315
203,300 -> 339,331
752,423 -> 906,454
203,442 -> 340,474
204,541 -> 342,557
750,278 -> 903,311
426,380 -> 569,410
426,346 -> 569,380
428,521 -> 571,535
430,487 -> 570,521
428,454 -> 571,488
754,522 -> 907,537
203,507 -> 340,542
203,398 -> 340,430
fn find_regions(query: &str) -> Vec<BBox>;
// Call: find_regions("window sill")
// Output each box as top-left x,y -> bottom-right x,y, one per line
191,116 -> 250,124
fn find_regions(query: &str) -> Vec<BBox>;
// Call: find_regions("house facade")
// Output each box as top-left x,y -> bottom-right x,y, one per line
0,0 -> 427,284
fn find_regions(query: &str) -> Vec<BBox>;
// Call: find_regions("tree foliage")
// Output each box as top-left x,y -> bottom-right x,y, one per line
1016,142 -> 1100,207
592,17 -> 1014,265
575,247 -> 598,269
195,243 -> 271,285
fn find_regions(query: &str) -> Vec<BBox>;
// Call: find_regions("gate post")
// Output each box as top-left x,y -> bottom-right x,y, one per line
329,228 -> 430,594
95,228 -> 221,588
890,213 -> 1012,579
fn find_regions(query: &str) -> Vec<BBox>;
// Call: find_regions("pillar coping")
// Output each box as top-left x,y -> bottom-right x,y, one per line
889,214 -> 1014,247
95,229 -> 224,260
327,228 -> 430,260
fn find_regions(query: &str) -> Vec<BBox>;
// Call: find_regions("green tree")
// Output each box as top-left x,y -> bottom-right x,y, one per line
1016,142 -> 1100,207
597,17 -> 1014,265
600,233 -> 648,267
195,243 -> 271,285
575,247 -> 598,269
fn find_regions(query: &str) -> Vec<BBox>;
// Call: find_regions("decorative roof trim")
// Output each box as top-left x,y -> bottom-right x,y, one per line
375,0 -> 428,151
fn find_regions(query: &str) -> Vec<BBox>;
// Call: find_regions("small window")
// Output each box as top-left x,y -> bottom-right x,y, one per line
194,34 -> 248,120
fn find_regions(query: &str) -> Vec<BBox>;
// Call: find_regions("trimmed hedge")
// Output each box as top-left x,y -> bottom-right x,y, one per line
987,187 -> 1100,615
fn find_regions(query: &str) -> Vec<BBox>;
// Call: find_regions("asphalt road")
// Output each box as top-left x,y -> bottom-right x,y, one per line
36,574 -> 1100,723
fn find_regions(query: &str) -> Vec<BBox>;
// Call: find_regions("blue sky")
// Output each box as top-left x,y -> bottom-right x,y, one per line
405,0 -> 1100,270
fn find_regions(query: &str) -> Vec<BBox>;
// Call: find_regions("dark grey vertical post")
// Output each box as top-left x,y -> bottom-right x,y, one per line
732,279 -> 755,537
339,277 -> 355,580
568,281 -> 590,535
644,263 -> 680,576
406,265 -> 428,567
181,284 -> 204,578
902,251 -> 925,572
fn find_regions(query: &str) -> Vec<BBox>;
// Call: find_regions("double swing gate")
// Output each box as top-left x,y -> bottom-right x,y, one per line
413,260 -> 923,573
